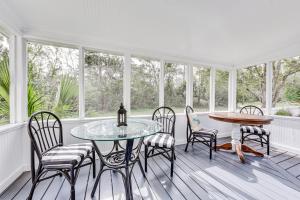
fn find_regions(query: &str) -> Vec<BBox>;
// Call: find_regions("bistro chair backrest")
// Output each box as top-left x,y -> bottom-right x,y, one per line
28,111 -> 63,160
152,107 -> 176,137
240,105 -> 264,116
185,105 -> 194,131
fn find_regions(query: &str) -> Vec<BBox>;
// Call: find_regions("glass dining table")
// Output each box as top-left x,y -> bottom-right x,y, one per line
71,118 -> 161,200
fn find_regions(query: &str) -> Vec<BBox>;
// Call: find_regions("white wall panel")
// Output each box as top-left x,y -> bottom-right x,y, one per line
266,116 -> 300,154
0,125 -> 26,193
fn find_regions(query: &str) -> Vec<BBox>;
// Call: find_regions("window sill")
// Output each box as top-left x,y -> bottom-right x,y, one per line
0,123 -> 26,135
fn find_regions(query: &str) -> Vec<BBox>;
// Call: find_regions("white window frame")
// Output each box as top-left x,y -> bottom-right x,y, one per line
266,61 -> 273,115
25,39 -> 80,120
190,65 -> 212,112
130,55 -> 162,115
163,60 -> 189,113
78,47 -> 85,119
16,38 -> 237,120
82,48 -> 126,118
209,67 -> 216,112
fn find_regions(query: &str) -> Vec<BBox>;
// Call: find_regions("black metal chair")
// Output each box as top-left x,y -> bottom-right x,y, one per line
27,111 -> 96,200
240,105 -> 271,155
144,107 -> 176,177
184,106 -> 218,159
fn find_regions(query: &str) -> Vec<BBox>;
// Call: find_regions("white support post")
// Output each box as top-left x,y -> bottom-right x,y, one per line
123,53 -> 131,113
78,47 -> 85,119
228,68 -> 237,112
159,60 -> 165,107
8,35 -> 16,124
209,67 -> 216,112
15,36 -> 27,122
266,62 -> 273,115
186,65 -> 193,107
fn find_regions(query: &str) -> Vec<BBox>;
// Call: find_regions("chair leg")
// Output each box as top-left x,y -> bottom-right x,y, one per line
260,136 -> 264,147
185,134 -> 192,152
70,168 -> 75,200
241,132 -> 244,144
209,137 -> 213,160
184,141 -> 190,152
28,167 -> 42,200
144,145 -> 148,173
267,135 -> 270,155
30,144 -> 35,183
28,180 -> 38,200
214,136 -> 217,152
92,149 -> 96,178
171,147 -> 175,177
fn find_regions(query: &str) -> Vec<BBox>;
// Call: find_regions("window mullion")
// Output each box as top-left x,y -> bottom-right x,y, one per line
186,65 -> 193,107
8,35 -> 16,124
209,67 -> 216,112
266,62 -> 273,115
159,60 -> 165,107
15,36 -> 27,122
229,68 -> 237,112
123,53 -> 131,113
79,47 -> 85,119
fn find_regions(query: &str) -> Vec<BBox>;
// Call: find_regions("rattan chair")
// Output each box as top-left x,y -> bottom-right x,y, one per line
185,106 -> 218,159
27,111 -> 96,200
240,105 -> 271,155
144,107 -> 176,177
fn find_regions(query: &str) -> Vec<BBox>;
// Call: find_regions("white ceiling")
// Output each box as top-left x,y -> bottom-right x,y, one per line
2,0 -> 300,66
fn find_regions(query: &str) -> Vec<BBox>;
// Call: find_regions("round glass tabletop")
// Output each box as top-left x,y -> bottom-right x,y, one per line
71,118 -> 161,141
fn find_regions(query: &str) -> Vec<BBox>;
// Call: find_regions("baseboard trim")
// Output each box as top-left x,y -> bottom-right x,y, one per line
271,142 -> 300,155
0,165 -> 28,194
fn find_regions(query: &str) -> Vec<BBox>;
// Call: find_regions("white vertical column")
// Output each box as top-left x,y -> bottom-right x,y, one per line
123,53 -> 131,113
209,67 -> 216,112
78,47 -> 85,119
15,36 -> 27,122
266,62 -> 273,115
8,35 -> 16,124
228,68 -> 237,112
186,65 -> 193,107
159,60 -> 165,107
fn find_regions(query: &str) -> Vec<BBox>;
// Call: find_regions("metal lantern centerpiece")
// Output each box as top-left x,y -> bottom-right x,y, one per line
117,103 -> 127,127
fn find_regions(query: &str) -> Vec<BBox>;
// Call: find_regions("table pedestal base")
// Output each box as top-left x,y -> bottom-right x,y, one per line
91,139 -> 144,200
216,124 -> 264,163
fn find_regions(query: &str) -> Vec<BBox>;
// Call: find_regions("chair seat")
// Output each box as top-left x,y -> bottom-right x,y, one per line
144,133 -> 175,148
193,128 -> 218,136
42,143 -> 93,169
241,126 -> 270,135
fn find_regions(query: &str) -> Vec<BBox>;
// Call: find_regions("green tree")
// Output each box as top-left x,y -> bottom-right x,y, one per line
237,58 -> 300,108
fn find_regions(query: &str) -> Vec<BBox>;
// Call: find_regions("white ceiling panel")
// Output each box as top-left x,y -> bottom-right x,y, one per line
2,0 -> 300,66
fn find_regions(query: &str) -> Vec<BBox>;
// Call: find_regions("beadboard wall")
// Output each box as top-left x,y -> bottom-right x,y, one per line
1,114 -> 300,194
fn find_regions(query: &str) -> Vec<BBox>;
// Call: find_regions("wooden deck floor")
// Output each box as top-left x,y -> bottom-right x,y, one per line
1,138 -> 300,200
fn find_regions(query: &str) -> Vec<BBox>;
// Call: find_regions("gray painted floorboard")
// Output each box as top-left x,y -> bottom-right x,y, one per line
1,138 -> 300,200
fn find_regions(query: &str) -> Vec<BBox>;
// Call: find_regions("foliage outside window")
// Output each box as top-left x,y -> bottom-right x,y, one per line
27,42 -> 79,118
131,57 -> 160,115
0,32 -> 9,125
164,62 -> 186,113
215,69 -> 229,111
272,57 -> 300,117
237,64 -> 266,110
193,66 -> 210,111
85,50 -> 124,117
